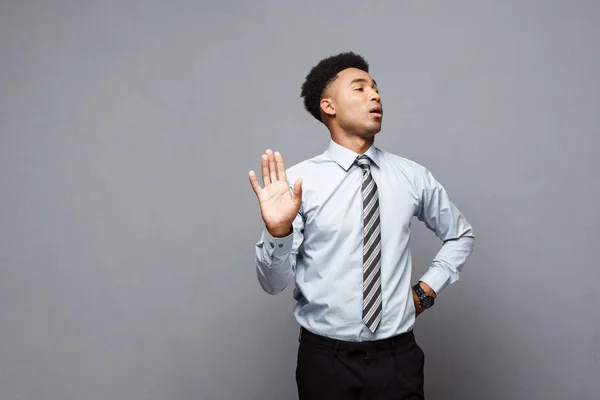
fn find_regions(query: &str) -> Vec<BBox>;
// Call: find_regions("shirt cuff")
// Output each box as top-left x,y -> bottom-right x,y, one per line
419,267 -> 450,296
262,227 -> 294,258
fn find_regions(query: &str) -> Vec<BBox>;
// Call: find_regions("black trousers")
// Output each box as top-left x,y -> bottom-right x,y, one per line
296,327 -> 425,400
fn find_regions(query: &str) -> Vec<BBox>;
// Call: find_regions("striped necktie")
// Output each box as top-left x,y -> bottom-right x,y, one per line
356,155 -> 383,333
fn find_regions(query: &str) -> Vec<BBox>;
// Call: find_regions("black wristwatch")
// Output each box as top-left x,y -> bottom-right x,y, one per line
413,282 -> 435,309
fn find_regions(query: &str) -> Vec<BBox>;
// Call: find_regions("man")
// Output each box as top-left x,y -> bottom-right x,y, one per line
248,52 -> 475,400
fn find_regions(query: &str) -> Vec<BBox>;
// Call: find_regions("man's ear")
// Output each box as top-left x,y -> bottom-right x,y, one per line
320,98 -> 335,117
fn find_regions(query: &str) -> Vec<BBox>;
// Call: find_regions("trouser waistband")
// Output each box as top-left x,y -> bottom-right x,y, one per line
298,327 -> 415,352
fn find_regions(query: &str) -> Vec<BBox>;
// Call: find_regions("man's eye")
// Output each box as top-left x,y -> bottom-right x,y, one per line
355,88 -> 364,91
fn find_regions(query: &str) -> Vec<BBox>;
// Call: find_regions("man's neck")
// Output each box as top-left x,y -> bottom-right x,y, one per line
330,132 -> 375,155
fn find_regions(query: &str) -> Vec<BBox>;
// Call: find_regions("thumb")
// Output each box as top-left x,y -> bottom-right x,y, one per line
292,178 -> 303,199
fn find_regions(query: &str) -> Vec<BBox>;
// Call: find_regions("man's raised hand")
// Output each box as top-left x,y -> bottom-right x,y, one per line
248,150 -> 303,237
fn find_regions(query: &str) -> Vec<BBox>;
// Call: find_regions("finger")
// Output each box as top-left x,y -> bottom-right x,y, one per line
292,177 -> 303,198
266,149 -> 277,183
274,151 -> 287,182
248,171 -> 262,196
261,154 -> 270,186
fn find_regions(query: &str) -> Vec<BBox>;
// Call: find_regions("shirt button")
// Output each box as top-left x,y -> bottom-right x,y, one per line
269,242 -> 274,248
278,243 -> 283,248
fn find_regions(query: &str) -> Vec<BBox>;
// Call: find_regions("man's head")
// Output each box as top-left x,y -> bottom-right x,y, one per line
300,52 -> 383,138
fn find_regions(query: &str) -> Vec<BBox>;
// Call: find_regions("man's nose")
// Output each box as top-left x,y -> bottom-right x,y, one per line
370,89 -> 381,102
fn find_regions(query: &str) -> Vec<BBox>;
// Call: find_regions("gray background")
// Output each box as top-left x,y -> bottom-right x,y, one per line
1,1 -> 598,399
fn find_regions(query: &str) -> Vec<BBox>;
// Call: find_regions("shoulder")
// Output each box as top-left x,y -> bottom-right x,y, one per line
376,148 -> 442,194
377,148 -> 430,177
285,152 -> 332,181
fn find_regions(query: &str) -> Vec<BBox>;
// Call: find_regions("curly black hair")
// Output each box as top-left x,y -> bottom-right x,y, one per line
300,51 -> 370,123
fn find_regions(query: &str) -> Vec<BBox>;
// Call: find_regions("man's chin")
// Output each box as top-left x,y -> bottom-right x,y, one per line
367,124 -> 382,136
338,121 -> 381,138
357,130 -> 380,140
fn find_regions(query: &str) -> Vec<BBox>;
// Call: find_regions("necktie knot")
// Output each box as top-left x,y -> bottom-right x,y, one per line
356,155 -> 371,170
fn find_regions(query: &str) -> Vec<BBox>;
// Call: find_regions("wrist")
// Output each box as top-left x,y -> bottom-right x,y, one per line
418,281 -> 437,298
267,225 -> 293,238
413,282 -> 435,310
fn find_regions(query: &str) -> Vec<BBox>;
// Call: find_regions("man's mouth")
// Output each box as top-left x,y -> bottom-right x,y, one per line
370,106 -> 383,117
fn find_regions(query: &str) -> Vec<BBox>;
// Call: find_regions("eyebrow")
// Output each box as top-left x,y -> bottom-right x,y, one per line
349,78 -> 378,87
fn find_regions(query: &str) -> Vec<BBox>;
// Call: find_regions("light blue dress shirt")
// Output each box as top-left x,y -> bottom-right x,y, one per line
255,140 -> 475,342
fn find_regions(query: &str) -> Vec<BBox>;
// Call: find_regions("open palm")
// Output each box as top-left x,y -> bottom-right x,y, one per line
248,150 -> 303,237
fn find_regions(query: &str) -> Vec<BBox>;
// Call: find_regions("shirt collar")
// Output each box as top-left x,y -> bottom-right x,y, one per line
326,139 -> 381,171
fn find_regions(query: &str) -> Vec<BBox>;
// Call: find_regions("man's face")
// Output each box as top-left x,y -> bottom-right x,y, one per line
322,68 -> 383,137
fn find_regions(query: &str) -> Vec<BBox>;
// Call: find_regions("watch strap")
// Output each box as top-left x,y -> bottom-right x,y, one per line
413,282 -> 427,299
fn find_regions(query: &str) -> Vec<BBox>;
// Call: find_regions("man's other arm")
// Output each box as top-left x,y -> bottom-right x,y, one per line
414,166 -> 475,296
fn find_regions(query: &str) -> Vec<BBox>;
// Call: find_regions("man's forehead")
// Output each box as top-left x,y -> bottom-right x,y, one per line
322,68 -> 376,97
337,68 -> 376,84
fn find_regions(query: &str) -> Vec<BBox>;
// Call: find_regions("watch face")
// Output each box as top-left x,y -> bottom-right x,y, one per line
421,296 -> 434,309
